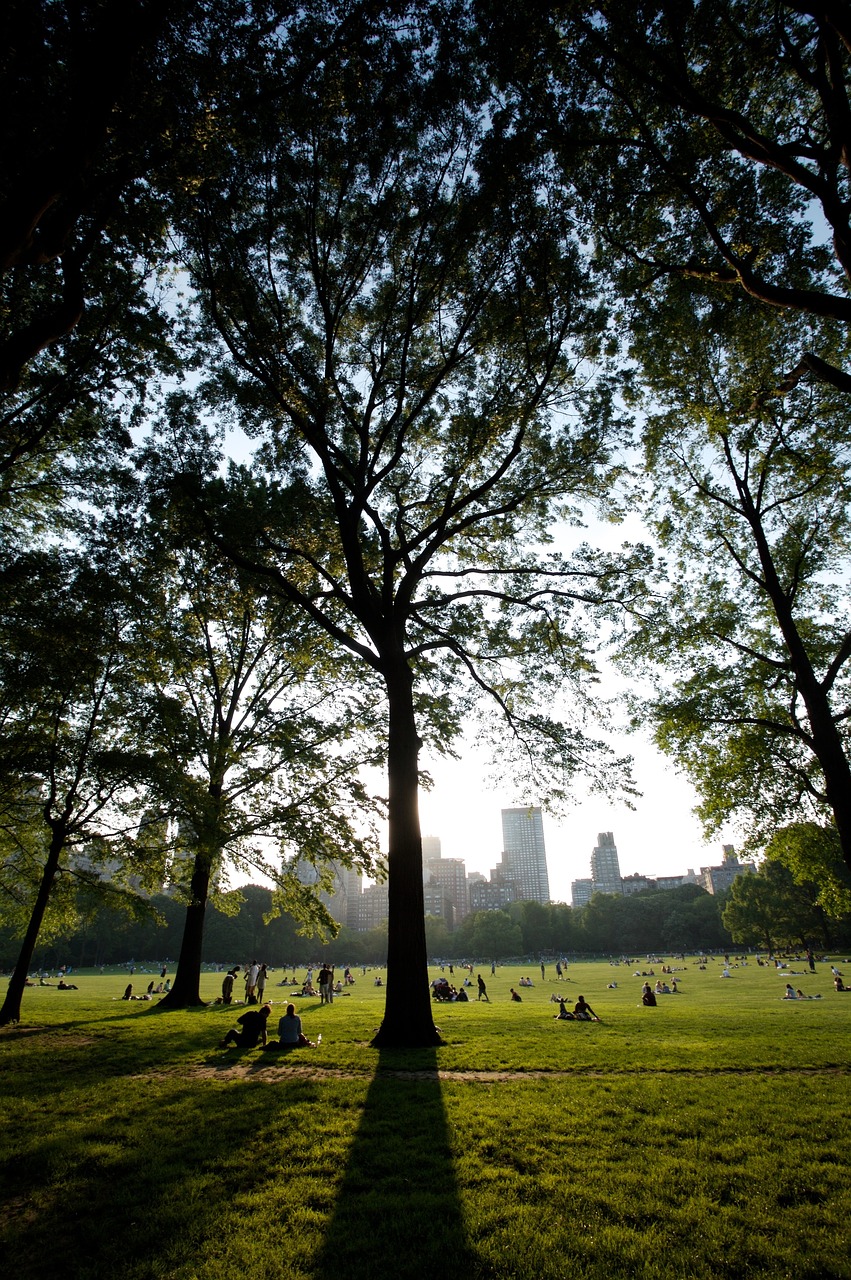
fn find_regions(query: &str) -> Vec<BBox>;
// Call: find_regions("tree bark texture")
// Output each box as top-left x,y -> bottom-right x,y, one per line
157,849 -> 213,1009
371,662 -> 442,1048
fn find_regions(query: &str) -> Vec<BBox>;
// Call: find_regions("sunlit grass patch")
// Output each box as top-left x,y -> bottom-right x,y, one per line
2,958 -> 850,1278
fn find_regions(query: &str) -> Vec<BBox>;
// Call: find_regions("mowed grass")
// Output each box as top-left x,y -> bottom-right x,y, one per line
2,956 -> 850,1279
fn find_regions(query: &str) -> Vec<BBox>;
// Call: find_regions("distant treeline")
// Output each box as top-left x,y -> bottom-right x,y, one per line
1,881 -> 755,972
427,883 -> 736,961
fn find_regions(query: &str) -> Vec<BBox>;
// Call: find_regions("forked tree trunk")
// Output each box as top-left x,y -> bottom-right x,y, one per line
0,826 -> 64,1025
157,849 -> 214,1009
371,662 -> 442,1048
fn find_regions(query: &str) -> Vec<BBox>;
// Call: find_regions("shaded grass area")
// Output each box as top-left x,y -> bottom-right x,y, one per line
2,960 -> 850,1278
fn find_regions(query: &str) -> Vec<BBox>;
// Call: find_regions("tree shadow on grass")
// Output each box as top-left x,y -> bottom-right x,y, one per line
314,1049 -> 491,1280
0,1069 -> 318,1280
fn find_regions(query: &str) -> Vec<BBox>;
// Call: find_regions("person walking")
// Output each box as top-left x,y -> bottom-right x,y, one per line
477,974 -> 489,1002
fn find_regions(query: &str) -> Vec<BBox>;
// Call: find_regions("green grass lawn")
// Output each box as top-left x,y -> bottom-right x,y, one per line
2,956 -> 850,1279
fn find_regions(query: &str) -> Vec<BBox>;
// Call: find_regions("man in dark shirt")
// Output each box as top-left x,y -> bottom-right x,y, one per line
318,964 -> 333,1004
219,1003 -> 271,1049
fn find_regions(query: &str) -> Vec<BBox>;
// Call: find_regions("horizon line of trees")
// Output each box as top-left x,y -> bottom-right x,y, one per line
12,869 -> 849,974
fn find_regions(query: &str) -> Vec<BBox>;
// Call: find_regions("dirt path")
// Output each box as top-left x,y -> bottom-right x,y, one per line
165,1059 -> 851,1084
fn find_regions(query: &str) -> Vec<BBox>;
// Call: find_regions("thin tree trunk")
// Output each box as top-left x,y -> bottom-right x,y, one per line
157,850 -> 213,1009
371,662 -> 442,1048
736,467 -> 851,868
0,828 -> 64,1025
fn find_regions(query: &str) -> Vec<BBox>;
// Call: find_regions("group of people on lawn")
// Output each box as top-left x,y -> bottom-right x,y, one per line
220,962 -> 269,1006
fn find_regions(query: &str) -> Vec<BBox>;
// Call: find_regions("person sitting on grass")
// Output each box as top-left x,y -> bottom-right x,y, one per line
641,983 -> 657,1007
266,1003 -> 314,1049
57,979 -> 78,990
573,995 -> 599,1022
554,998 -> 574,1020
510,988 -> 522,1002
834,975 -> 849,992
219,1003 -> 272,1049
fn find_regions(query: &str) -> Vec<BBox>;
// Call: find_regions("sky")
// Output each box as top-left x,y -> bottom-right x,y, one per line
405,510 -> 740,904
413,729 -> 737,906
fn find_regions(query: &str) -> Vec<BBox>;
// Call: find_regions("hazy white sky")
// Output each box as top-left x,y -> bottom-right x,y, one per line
405,506 -> 740,904
414,729 -> 737,905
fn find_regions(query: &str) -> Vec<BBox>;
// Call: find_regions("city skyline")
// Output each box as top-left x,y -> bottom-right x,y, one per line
415,730 -> 740,905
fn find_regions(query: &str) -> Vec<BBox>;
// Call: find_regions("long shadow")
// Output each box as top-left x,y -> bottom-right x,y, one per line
0,1069 -> 309,1280
315,1049 -> 490,1280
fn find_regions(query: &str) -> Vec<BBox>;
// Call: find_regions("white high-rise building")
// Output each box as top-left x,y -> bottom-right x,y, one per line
498,806 -> 551,904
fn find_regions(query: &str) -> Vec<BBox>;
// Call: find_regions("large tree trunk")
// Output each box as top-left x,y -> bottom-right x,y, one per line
371,662 -> 442,1048
0,827 -> 64,1025
157,850 -> 213,1009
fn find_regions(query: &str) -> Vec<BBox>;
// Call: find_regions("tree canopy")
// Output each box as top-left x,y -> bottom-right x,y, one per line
6,0 -> 851,1034
170,2 -> 638,1044
494,1 -> 851,866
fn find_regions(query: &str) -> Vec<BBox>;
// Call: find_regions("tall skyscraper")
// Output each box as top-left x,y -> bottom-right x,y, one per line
421,835 -> 442,859
591,831 -> 622,896
498,806 -> 551,904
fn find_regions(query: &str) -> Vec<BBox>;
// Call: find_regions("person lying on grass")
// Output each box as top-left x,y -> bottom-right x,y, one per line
219,1003 -> 272,1049
264,1003 -> 315,1049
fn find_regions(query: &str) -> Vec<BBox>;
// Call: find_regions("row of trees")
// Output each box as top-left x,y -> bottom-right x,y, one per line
432,884 -> 737,958
3,881 -> 733,971
0,884 -> 391,973
3,2 -> 851,1042
16,848 -> 851,973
